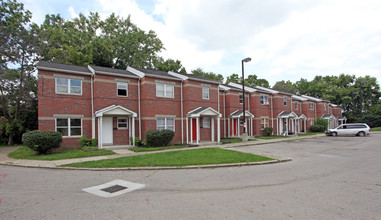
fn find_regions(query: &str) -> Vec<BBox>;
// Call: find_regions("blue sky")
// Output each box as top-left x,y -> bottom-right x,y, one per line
20,0 -> 381,86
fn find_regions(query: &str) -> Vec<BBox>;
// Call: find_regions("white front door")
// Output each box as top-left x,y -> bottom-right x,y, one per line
102,117 -> 113,145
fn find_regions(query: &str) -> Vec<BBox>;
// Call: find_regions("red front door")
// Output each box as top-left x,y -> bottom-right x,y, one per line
233,119 -> 237,136
192,118 -> 197,141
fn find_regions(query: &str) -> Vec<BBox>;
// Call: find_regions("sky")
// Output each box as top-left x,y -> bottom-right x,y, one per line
20,0 -> 381,86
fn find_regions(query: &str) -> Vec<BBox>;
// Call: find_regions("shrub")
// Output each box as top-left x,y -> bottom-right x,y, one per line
129,136 -> 143,146
263,127 -> 273,136
22,130 -> 62,154
310,125 -> 324,132
79,136 -> 98,149
315,118 -> 328,130
145,129 -> 175,147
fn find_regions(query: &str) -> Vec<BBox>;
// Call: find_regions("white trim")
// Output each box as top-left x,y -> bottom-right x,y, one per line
127,66 -> 145,78
202,86 -> 210,100
37,66 -> 92,75
156,117 -> 175,131
55,117 -> 82,138
260,94 -> 269,105
228,82 -> 257,92
55,78 -> 82,95
117,117 -> 128,129
117,81 -> 128,97
156,82 -> 174,98
168,71 -> 188,80
202,117 -> 211,128
219,85 -> 231,91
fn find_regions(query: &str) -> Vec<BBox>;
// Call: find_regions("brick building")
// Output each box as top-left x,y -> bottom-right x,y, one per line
37,61 -> 343,147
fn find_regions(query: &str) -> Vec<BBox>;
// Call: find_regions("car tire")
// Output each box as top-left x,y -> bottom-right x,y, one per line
358,131 -> 365,137
332,132 -> 337,136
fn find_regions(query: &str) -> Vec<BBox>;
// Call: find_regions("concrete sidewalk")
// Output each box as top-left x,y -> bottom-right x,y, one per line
0,134 -> 324,168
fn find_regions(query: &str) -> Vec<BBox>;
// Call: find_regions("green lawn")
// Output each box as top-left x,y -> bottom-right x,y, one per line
8,146 -> 115,161
130,145 -> 189,152
256,136 -> 288,140
221,138 -> 257,143
61,148 -> 274,168
371,127 -> 381,131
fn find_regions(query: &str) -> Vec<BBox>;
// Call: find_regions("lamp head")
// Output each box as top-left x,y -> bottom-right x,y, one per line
242,57 -> 251,63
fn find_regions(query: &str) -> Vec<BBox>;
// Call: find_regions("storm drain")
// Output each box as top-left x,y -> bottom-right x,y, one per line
82,179 -> 145,198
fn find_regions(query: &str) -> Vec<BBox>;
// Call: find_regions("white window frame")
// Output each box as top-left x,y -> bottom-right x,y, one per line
156,83 -> 174,98
117,117 -> 128,129
239,94 -> 243,104
295,101 -> 298,110
202,86 -> 209,100
117,82 -> 128,97
55,78 -> 82,95
309,102 -> 314,110
202,117 -> 211,128
260,95 -> 269,105
55,118 -> 82,137
260,117 -> 269,130
284,96 -> 288,106
156,118 -> 175,131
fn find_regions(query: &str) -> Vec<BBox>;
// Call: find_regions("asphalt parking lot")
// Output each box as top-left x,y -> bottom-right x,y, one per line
1,133 -> 380,219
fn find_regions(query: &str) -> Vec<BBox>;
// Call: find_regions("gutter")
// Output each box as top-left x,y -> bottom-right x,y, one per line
87,66 -> 96,139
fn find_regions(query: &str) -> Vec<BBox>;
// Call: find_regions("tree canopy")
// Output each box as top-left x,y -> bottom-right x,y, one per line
191,68 -> 224,82
225,73 -> 269,88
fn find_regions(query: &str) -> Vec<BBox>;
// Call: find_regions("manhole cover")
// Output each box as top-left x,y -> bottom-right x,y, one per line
82,179 -> 145,198
101,185 -> 128,193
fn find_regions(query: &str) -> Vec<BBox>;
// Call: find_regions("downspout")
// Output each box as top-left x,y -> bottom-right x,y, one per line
223,91 -> 226,138
181,80 -> 184,144
89,67 -> 95,139
217,85 -> 220,142
138,78 -> 142,139
271,94 -> 274,135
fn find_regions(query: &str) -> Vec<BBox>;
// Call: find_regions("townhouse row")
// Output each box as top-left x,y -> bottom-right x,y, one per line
37,61 -> 346,147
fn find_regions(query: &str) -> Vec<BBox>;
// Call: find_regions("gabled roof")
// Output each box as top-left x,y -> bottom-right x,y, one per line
321,114 -> 336,119
292,95 -> 308,101
254,86 -> 279,94
219,84 -> 243,92
278,111 -> 298,118
337,116 -> 347,120
37,61 -> 92,75
88,65 -> 138,78
297,114 -> 307,119
95,105 -> 137,117
168,71 -> 220,84
229,110 -> 254,118
188,107 -> 222,117
129,67 -> 181,81
228,82 -> 257,92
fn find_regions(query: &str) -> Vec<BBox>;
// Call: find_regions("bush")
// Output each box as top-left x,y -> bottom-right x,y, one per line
315,118 -> 328,130
310,125 -> 324,132
145,129 -> 175,147
79,136 -> 98,149
22,130 -> 62,154
130,136 -> 143,146
263,127 -> 273,136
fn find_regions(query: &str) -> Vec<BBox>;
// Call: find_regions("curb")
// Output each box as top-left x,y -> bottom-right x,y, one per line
0,158 -> 292,171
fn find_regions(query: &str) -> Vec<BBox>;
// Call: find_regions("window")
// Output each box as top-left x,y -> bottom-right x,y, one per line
260,95 -> 269,105
156,83 -> 174,98
239,94 -> 243,104
117,118 -> 128,129
261,117 -> 269,129
284,96 -> 287,106
309,102 -> 314,110
202,87 -> 209,100
157,118 -> 175,131
56,78 -> 82,95
324,103 -> 327,110
203,117 -> 210,128
295,102 -> 298,110
56,118 -> 82,137
117,82 -> 128,97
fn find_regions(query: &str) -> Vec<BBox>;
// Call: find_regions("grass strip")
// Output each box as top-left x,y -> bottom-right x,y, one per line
371,127 -> 381,131
129,145 -> 189,152
256,136 -> 288,140
8,146 -> 115,161
61,148 -> 274,168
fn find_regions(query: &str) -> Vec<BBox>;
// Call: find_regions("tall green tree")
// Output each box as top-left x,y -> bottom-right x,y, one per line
0,0 -> 38,144
272,80 -> 296,93
156,58 -> 186,73
191,68 -> 224,82
38,12 -> 164,69
225,73 -> 269,87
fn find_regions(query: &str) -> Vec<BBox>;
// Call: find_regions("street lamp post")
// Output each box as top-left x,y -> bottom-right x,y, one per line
241,57 -> 251,141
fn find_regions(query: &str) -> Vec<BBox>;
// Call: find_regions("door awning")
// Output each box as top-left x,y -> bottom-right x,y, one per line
95,105 -> 137,117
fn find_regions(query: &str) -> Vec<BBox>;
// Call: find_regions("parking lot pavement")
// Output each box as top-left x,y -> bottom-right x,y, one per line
1,133 -> 380,219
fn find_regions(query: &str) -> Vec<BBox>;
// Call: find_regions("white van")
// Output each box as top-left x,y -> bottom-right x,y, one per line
325,123 -> 370,137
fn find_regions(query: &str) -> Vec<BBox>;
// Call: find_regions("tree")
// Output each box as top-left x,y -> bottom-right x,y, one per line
38,12 -> 165,69
225,73 -> 269,88
156,58 -> 186,73
191,68 -> 224,82
0,0 -> 38,145
272,80 -> 296,94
